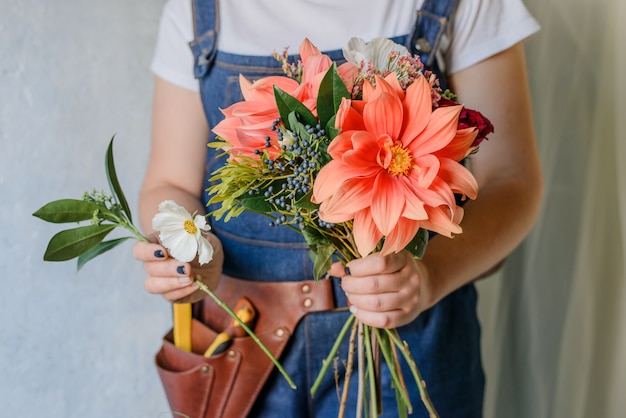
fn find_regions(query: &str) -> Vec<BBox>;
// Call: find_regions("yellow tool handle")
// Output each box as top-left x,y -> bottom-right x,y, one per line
203,332 -> 231,357
172,303 -> 192,352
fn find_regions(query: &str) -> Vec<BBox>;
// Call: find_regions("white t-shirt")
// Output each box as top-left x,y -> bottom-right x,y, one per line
151,0 -> 539,92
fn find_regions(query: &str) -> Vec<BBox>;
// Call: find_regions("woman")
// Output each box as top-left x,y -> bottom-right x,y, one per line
133,0 -> 543,416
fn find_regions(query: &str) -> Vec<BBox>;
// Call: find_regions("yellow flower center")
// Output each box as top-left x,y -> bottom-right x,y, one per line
183,219 -> 198,235
387,143 -> 413,176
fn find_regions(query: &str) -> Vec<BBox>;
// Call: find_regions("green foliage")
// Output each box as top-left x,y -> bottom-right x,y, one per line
316,63 -> 350,129
33,199 -> 110,223
34,136 -> 147,268
405,228 -> 429,260
43,224 -> 116,261
77,237 -> 133,270
105,136 -> 133,223
273,86 -> 317,130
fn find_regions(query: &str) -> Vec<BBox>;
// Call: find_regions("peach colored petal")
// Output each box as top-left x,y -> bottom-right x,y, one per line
399,76 -> 432,145
313,158 -> 377,204
341,133 -> 383,171
434,127 -> 477,162
353,209 -> 383,257
298,38 -> 321,62
412,154 -> 440,188
406,172 -> 455,209
382,73 -> 405,98
380,217 -> 421,257
212,116 -> 241,145
319,177 -> 374,221
363,91 -> 403,139
301,55 -> 332,85
420,206 -> 463,237
399,178 -> 428,220
408,104 -> 462,156
437,158 -> 478,199
335,98 -> 366,132
337,62 -> 358,91
371,172 -> 405,235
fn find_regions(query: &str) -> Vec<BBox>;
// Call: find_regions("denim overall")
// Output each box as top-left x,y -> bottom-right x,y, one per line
190,1 -> 484,416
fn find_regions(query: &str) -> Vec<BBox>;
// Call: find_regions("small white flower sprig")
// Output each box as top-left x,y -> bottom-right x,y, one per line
33,136 -> 296,389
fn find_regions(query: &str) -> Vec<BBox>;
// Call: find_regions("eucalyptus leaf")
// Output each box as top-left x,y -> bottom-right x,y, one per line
274,86 -> 317,130
105,136 -> 132,223
317,64 -> 349,128
33,199 -> 106,224
77,237 -> 133,270
43,224 -> 116,261
405,228 -> 429,259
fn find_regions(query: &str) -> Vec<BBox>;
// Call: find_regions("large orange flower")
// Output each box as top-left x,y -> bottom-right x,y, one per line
213,39 -> 355,160
312,75 -> 479,257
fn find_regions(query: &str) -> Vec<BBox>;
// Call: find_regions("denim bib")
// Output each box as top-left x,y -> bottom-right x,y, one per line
189,1 -> 484,416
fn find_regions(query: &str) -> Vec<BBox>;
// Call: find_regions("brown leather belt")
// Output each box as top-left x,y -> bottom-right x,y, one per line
156,275 -> 347,418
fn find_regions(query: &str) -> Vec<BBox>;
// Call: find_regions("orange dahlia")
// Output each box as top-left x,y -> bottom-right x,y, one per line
312,74 -> 478,257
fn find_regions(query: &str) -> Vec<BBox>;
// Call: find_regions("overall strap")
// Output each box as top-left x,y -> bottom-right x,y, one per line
189,0 -> 219,79
408,0 -> 460,66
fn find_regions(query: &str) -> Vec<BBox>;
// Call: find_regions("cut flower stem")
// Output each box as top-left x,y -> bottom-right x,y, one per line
193,279 -> 297,389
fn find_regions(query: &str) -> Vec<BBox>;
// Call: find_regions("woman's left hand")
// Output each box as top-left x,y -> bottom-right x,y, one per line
329,251 -> 434,328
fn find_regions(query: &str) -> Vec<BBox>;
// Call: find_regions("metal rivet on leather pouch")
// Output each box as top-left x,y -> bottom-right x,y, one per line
303,298 -> 313,308
275,328 -> 285,338
301,284 -> 311,294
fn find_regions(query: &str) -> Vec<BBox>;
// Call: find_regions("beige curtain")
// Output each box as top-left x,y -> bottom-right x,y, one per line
477,0 -> 626,417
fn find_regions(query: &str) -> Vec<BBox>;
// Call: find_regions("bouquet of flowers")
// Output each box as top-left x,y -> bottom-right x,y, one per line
207,37 -> 493,417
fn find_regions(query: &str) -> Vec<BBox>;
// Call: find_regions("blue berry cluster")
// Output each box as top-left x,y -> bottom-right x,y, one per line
248,119 -> 336,230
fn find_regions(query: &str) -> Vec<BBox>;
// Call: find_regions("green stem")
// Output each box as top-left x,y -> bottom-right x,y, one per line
310,313 -> 356,397
373,328 -> 412,413
385,329 -> 439,418
194,279 -> 297,390
363,325 -> 378,418
356,322 -> 364,418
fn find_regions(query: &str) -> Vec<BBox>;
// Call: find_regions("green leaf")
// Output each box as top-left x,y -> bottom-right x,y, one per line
405,228 -> 429,259
43,224 -> 116,261
77,237 -> 133,270
33,199 -> 106,224
294,191 -> 319,211
310,244 -> 335,281
301,225 -> 333,248
288,112 -> 311,140
273,86 -> 317,130
105,136 -> 132,223
317,64 -> 349,128
326,123 -> 341,141
240,195 -> 273,214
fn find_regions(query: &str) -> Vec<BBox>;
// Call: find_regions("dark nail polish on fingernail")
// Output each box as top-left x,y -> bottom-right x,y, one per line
344,267 -> 351,275
176,266 -> 185,275
154,250 -> 164,258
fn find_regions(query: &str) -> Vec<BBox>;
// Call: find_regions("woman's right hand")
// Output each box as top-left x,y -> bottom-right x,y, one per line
132,233 -> 224,304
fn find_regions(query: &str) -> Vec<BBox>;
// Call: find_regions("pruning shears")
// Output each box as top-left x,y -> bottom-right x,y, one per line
203,297 -> 257,357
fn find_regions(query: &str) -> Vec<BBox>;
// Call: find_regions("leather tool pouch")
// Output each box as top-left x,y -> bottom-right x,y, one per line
155,275 -> 336,417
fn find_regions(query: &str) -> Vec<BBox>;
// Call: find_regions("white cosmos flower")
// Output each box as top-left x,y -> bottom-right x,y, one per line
152,200 -> 214,265
342,37 -> 409,73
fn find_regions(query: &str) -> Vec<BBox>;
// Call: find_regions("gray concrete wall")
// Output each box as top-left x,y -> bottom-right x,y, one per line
1,1 -> 171,416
